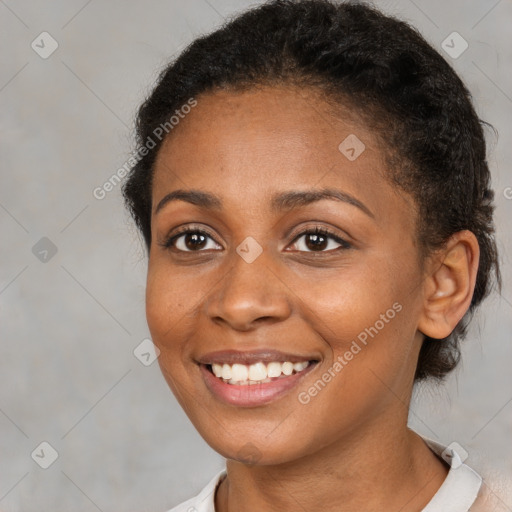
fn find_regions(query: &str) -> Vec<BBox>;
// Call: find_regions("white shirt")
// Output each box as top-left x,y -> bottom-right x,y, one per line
165,436 -> 483,511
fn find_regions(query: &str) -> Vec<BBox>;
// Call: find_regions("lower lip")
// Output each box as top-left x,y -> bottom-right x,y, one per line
199,363 -> 318,407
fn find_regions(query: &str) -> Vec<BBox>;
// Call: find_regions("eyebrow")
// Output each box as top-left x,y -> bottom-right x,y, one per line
154,188 -> 374,219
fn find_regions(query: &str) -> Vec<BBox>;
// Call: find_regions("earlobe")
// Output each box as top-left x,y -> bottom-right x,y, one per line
418,230 -> 480,340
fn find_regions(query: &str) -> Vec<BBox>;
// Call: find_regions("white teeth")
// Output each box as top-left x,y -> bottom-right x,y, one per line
282,362 -> 294,376
293,362 -> 308,372
248,362 -> 267,381
208,360 -> 311,385
221,364 -> 232,380
267,361 -> 282,378
231,363 -> 249,382
212,363 -> 223,378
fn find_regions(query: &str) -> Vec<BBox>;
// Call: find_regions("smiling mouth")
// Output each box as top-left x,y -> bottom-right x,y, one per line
204,360 -> 318,385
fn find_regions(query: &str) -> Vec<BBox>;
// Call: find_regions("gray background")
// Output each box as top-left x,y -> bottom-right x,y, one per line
0,0 -> 511,510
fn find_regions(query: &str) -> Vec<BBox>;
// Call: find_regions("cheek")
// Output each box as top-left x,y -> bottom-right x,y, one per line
294,254 -> 418,387
145,270 -> 170,341
145,269 -> 190,374
145,265 -> 204,404
290,260 -> 400,342
145,260 -> 197,341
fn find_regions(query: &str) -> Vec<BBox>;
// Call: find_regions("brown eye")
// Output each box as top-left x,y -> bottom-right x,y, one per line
162,229 -> 222,252
181,232 -> 208,251
289,227 -> 351,253
305,232 -> 329,251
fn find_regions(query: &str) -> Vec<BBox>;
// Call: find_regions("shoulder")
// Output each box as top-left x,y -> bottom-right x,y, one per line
164,470 -> 226,512
470,469 -> 512,511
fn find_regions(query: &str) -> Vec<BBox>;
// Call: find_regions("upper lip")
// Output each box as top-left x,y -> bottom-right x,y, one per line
196,349 -> 320,366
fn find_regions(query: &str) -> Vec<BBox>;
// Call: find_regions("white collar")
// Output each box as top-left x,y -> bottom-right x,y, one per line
420,436 -> 482,511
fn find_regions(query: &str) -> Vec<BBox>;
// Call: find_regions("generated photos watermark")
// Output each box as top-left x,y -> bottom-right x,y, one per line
298,301 -> 403,404
93,97 -> 198,200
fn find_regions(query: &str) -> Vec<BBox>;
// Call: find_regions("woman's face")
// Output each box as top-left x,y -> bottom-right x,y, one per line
146,86 -> 426,464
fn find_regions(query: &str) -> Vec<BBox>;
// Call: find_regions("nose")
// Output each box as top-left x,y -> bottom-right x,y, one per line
205,250 -> 292,331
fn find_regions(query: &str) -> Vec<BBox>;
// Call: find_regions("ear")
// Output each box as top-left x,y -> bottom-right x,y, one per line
418,230 -> 480,340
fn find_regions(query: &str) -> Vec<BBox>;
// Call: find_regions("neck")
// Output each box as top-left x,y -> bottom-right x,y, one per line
215,416 -> 449,512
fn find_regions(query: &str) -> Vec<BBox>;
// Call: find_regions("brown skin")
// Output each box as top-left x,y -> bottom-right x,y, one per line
146,85 -> 480,511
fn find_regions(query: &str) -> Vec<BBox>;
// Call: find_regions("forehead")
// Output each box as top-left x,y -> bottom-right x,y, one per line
152,85 -> 407,218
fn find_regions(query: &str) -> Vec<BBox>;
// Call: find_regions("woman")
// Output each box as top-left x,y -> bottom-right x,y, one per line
122,1 -> 505,510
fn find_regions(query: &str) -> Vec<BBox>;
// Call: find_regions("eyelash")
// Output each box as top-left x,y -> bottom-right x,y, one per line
159,225 -> 352,253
